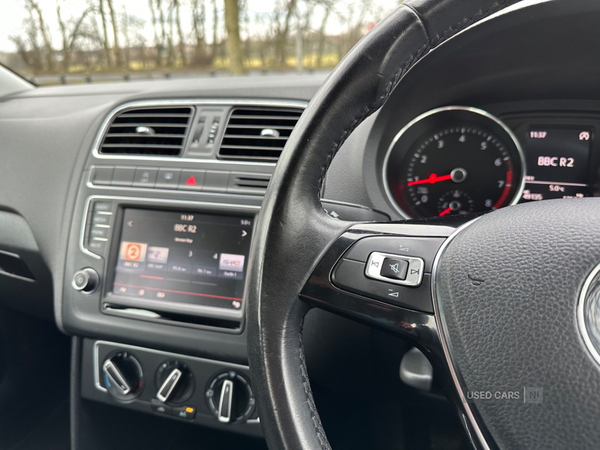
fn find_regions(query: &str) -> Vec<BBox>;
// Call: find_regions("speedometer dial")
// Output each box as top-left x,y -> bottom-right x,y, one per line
384,107 -> 525,219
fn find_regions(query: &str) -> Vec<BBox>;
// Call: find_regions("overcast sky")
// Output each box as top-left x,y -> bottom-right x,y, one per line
0,0 -> 397,53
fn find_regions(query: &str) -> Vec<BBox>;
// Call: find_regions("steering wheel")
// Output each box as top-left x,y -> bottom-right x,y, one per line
247,1 -> 600,449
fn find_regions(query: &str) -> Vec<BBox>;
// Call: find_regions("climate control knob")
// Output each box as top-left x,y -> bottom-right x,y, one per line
206,371 -> 255,423
101,352 -> 144,401
72,268 -> 99,293
155,360 -> 195,404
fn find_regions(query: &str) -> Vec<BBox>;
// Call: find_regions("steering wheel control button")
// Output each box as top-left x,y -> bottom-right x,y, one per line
321,201 -> 391,222
366,252 -> 424,287
344,236 -> 445,273
380,258 -> 409,280
133,167 -> 158,188
156,168 -> 182,189
72,268 -> 99,293
333,259 -> 433,313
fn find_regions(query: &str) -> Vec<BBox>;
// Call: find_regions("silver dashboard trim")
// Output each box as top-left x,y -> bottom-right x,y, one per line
365,252 -> 424,287
430,216 -> 491,450
85,167 -> 269,198
382,106 -> 527,219
577,263 -> 600,368
91,98 -> 308,164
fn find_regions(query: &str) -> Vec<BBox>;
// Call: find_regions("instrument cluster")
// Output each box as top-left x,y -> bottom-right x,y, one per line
383,107 -> 595,219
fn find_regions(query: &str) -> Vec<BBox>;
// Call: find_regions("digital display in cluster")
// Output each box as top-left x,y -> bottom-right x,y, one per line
522,127 -> 592,201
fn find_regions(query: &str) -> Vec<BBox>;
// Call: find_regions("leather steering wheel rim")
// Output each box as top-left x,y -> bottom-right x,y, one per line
247,1 -> 521,449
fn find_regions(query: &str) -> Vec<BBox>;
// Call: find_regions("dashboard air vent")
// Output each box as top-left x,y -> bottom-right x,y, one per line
99,106 -> 194,156
218,107 -> 303,161
229,173 -> 271,194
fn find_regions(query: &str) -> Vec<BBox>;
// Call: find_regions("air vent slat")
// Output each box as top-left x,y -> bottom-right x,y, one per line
221,155 -> 279,162
113,117 -> 190,125
236,179 -> 270,188
228,173 -> 272,194
226,124 -> 295,130
99,106 -> 193,156
106,133 -> 186,139
223,134 -> 287,143
220,144 -> 284,152
228,115 -> 299,121
218,107 -> 303,162
108,123 -> 189,128
102,143 -> 183,149
117,113 -> 192,118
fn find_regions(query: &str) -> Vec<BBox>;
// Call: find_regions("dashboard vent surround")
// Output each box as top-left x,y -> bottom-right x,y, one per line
99,106 -> 194,156
218,107 -> 303,161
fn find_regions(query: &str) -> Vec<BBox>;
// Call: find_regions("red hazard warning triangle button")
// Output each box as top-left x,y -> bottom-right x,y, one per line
179,170 -> 204,191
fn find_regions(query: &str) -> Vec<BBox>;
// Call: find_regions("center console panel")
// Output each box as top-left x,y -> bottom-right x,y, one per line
64,99 -> 389,439
63,100 -> 296,437
80,338 -> 261,435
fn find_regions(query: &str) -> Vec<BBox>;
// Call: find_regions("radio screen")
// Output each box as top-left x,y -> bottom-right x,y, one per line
522,127 -> 592,201
112,209 -> 253,310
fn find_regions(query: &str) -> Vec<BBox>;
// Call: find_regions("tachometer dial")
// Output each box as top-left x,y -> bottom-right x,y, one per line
437,189 -> 474,216
384,107 -> 525,219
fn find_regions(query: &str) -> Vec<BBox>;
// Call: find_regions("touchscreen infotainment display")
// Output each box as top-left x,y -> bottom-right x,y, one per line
111,209 -> 253,310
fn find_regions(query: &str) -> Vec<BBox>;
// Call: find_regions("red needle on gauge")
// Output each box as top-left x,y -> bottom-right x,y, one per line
407,173 -> 452,186
439,207 -> 452,217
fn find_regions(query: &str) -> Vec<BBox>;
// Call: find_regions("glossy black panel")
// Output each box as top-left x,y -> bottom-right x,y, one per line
300,218 -> 468,347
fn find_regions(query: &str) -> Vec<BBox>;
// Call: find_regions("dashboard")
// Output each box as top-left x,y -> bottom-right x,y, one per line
2,1 -> 600,448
